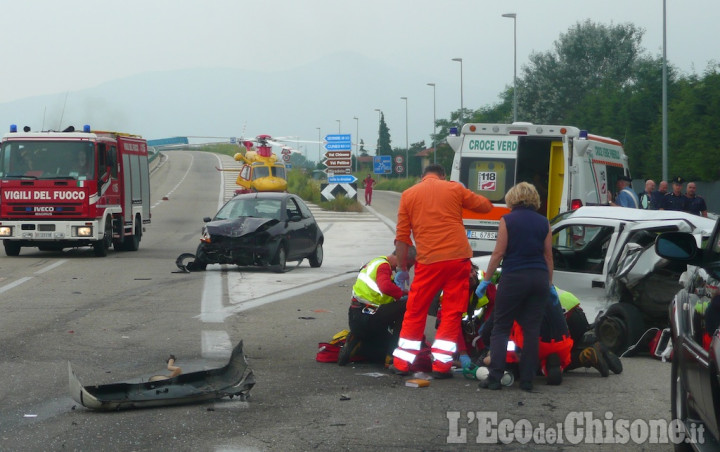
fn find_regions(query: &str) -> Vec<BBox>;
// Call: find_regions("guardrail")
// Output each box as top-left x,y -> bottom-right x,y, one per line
148,146 -> 160,163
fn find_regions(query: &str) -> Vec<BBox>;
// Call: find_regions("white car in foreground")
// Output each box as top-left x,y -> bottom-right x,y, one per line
473,206 -> 716,354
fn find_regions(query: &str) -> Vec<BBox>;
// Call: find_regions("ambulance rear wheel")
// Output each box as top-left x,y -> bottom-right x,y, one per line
4,241 -> 21,257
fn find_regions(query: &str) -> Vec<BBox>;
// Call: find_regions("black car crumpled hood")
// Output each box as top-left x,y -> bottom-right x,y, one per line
205,217 -> 278,238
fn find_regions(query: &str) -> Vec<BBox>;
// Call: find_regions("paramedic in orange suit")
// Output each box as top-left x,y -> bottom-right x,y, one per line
392,163 -> 493,378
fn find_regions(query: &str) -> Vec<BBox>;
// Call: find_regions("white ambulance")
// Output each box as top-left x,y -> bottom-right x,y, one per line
447,123 -> 630,254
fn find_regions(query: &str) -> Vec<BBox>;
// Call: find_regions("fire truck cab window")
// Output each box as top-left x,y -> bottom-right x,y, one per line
97,143 -> 106,170
0,141 -> 94,179
109,146 -> 118,178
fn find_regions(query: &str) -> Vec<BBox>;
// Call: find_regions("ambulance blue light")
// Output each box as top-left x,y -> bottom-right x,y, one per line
449,127 -> 459,136
10,124 -> 17,133
579,130 -> 588,139
83,124 -> 91,132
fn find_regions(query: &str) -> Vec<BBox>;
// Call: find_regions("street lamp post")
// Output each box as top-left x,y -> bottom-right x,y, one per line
502,13 -> 517,123
662,0 -> 668,181
316,127 -> 321,165
427,83 -> 437,164
353,116 -> 359,173
374,108 -> 382,156
400,97 -> 409,178
336,119 -> 341,134
451,58 -> 464,126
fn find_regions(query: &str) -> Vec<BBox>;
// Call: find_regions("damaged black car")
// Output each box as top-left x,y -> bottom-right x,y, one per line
192,192 -> 323,272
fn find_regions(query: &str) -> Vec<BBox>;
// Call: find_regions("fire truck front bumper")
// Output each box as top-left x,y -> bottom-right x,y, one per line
0,220 -> 102,244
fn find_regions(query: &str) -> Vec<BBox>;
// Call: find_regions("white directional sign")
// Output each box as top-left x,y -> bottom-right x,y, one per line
324,134 -> 352,151
325,134 -> 352,142
320,183 -> 357,201
328,175 -> 358,184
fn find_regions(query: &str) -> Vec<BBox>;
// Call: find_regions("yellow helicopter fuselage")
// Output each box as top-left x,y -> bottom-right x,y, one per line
234,152 -> 288,192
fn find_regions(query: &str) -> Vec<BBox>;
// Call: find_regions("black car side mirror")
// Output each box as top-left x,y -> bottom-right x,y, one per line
655,231 -> 700,261
288,215 -> 302,222
203,217 -> 212,223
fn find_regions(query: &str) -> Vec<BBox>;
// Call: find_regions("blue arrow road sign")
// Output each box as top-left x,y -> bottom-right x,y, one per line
328,175 -> 358,184
325,134 -> 352,142
373,155 -> 392,174
325,142 -> 352,151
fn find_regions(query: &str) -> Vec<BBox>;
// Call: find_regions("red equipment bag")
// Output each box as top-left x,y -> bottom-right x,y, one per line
316,342 -> 343,363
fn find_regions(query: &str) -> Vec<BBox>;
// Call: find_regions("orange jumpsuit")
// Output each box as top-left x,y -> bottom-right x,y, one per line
392,174 -> 492,373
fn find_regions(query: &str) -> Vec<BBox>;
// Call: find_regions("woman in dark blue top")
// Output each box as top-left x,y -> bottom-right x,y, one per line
477,182 -> 553,391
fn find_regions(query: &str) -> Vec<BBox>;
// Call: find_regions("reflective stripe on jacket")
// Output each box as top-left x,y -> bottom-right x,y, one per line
352,257 -> 396,306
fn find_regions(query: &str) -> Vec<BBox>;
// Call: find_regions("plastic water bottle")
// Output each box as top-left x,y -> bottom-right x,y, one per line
500,371 -> 514,387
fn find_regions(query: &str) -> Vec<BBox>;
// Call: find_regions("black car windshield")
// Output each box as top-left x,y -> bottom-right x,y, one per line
0,141 -> 95,179
216,198 -> 283,221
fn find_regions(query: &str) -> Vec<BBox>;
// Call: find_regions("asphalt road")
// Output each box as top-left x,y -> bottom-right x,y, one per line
0,157 -> 678,451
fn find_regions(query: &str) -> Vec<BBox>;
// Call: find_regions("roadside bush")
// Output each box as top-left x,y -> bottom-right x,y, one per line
319,194 -> 364,212
287,170 -> 321,204
199,143 -> 241,158
374,177 -> 418,192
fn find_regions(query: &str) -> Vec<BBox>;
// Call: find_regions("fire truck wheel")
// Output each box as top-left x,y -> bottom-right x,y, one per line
4,241 -> 21,257
123,218 -> 141,251
93,220 -> 113,257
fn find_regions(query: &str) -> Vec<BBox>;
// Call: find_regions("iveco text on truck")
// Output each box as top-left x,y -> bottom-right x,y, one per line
447,123 -> 630,254
0,124 -> 151,256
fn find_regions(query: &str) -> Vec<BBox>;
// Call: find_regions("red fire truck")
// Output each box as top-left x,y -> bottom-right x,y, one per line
0,124 -> 151,256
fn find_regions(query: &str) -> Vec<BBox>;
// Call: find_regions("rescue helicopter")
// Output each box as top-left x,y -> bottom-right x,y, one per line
218,134 -> 304,194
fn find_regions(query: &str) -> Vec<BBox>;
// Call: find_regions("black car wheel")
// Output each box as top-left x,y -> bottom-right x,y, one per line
308,242 -> 323,268
595,302 -> 645,355
273,245 -> 287,273
671,350 -> 694,452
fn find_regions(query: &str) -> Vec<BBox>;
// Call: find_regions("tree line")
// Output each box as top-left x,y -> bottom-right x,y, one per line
378,20 -> 720,182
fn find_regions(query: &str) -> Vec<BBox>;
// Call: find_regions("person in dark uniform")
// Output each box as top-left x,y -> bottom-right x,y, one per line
661,177 -> 688,211
685,182 -> 708,217
651,180 -> 668,209
638,179 -> 656,210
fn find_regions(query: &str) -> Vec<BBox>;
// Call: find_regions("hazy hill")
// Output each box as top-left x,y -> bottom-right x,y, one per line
0,52 -> 465,158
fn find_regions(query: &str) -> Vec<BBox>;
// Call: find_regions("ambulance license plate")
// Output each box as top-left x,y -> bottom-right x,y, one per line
467,230 -> 497,240
35,232 -> 52,238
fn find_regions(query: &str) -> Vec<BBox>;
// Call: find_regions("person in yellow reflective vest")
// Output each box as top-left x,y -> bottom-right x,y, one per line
338,247 -> 417,366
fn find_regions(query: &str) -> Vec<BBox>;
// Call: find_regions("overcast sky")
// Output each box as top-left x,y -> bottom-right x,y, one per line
3,0 -> 717,147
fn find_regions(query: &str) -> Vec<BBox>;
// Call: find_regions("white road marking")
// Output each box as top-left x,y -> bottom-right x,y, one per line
0,260 -> 69,294
200,268 -> 225,323
34,259 -> 68,274
221,272 -> 356,318
200,154 -> 231,358
201,330 -> 232,359
151,153 -> 195,209
0,277 -> 33,294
